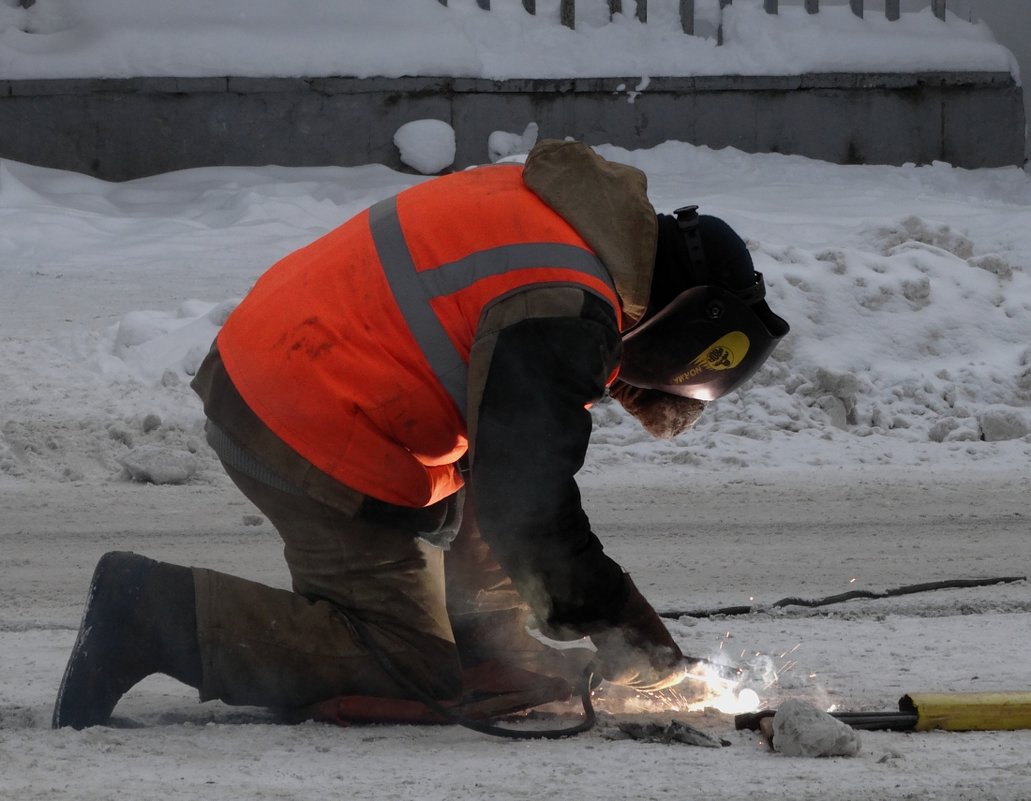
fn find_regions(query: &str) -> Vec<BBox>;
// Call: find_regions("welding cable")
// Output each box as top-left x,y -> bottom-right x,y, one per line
660,575 -> 1027,619
339,606 -> 598,739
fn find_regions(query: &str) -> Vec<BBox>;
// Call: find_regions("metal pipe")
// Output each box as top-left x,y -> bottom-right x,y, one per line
764,0 -> 777,14
737,709 -> 919,732
637,0 -> 647,23
805,0 -> 818,13
523,0 -> 535,14
850,0 -> 863,18
885,0 -> 899,21
932,0 -> 946,21
830,711 -> 918,730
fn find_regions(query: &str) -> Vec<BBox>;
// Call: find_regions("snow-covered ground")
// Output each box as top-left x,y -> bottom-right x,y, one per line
2,139 -> 1030,799
1,1 -> 1030,798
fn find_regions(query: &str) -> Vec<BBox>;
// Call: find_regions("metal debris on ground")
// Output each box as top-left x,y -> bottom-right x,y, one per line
608,719 -> 729,748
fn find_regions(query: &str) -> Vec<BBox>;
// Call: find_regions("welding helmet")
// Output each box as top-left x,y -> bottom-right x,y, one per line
620,206 -> 790,402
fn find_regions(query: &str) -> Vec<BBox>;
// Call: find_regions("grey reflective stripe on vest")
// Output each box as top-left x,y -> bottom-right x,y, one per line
369,196 -> 616,418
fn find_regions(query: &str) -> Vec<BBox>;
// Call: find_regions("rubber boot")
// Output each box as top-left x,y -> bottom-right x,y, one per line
52,551 -> 203,729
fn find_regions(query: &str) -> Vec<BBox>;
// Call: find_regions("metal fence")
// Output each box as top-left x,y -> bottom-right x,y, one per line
435,1 -> 947,35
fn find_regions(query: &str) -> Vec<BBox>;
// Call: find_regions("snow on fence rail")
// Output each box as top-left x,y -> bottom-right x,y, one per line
435,0 -> 947,36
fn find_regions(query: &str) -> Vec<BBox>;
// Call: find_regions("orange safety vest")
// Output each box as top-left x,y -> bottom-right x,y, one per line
217,165 -> 622,508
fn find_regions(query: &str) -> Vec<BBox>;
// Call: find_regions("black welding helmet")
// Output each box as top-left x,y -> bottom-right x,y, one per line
620,206 -> 790,402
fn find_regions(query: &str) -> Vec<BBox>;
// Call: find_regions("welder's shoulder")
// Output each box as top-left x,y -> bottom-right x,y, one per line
467,287 -> 620,417
476,285 -> 618,339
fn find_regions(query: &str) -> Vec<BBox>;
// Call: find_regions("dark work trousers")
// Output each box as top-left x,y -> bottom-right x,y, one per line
193,463 -> 522,709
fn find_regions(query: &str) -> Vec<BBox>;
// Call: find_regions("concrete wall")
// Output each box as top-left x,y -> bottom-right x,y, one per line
952,0 -> 1030,160
0,71 -> 1023,181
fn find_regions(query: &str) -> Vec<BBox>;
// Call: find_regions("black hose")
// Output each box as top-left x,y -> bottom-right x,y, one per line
661,576 -> 1026,619
342,607 -> 598,739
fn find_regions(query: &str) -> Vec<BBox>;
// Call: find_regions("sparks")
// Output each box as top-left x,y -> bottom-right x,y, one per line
668,661 -> 765,715
778,659 -> 799,676
704,687 -> 762,715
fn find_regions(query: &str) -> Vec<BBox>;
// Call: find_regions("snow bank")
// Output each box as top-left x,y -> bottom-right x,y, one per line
0,0 -> 1016,81
4,139 -> 1028,488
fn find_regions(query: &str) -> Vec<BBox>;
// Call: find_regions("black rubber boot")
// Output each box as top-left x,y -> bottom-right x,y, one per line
52,551 -> 203,729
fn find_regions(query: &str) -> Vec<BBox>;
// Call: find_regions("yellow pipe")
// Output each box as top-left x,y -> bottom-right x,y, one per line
900,692 -> 1031,732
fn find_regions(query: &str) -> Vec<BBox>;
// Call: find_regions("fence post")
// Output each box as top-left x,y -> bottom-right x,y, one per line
718,0 -> 732,46
477,0 -> 489,8
850,0 -> 863,18
885,0 -> 899,20
609,0 -> 622,19
764,0 -> 777,13
523,0 -> 535,13
560,0 -> 574,29
932,0 -> 946,20
805,0 -> 818,12
437,0 -> 446,5
636,0 -> 647,23
681,0 -> 694,34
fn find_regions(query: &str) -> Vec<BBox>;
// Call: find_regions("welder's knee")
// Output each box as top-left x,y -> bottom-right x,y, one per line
395,631 -> 463,701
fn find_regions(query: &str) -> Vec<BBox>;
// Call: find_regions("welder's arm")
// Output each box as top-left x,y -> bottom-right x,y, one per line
466,289 -> 685,689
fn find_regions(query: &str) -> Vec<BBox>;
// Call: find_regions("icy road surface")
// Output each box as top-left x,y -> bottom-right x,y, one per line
2,468 -> 1029,801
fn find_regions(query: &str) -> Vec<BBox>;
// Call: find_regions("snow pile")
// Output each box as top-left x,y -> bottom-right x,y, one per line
1,138 -> 1030,487
119,445 -> 198,485
0,0 -> 1016,81
106,300 -> 235,383
393,120 -> 457,175
488,122 -> 540,164
751,213 -> 1030,446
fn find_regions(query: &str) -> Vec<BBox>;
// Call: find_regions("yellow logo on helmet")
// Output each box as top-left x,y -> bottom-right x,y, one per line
672,331 -> 750,385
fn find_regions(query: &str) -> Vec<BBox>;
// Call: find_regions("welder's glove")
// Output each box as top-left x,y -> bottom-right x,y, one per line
608,380 -> 706,440
591,575 -> 690,693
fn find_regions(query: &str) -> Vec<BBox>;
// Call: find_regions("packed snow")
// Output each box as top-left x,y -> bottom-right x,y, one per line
2,2 -> 1031,799
394,119 -> 458,175
0,0 -> 1018,81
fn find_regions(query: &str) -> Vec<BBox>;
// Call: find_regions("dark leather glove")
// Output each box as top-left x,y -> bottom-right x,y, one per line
608,380 -> 706,440
591,575 -> 690,692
